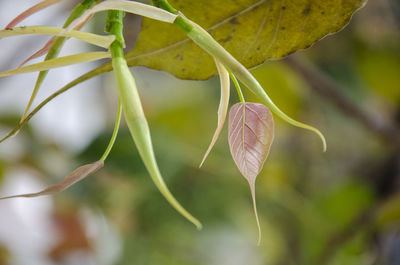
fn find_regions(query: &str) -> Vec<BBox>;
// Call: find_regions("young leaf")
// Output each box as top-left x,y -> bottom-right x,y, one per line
0,51 -> 111,78
0,161 -> 103,200
199,59 -> 230,167
5,0 -> 64,29
228,102 -> 274,245
0,26 -> 115,49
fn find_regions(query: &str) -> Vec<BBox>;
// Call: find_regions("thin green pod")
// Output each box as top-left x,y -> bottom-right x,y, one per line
107,10 -> 201,229
112,56 -> 202,229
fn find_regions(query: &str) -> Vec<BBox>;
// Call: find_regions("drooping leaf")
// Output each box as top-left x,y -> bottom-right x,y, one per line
5,0 -> 64,29
127,0 -> 366,79
0,51 -> 111,78
0,26 -> 115,49
228,102 -> 274,244
0,161 -> 103,199
199,59 -> 230,167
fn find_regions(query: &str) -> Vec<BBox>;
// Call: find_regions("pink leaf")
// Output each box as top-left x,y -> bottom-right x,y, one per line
228,102 -> 274,245
5,0 -> 64,29
0,160 -> 103,200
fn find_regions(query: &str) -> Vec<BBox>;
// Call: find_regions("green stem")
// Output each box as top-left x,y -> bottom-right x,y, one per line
106,10 -> 202,229
152,0 -> 177,13
229,71 -> 245,103
152,0 -> 193,33
100,100 -> 122,161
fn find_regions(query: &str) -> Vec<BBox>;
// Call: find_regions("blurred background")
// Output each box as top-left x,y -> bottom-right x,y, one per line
0,0 -> 399,264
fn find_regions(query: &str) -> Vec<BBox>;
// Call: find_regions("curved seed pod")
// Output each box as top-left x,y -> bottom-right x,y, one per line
228,102 -> 274,245
199,58 -> 230,167
107,9 -> 200,229
112,56 -> 202,230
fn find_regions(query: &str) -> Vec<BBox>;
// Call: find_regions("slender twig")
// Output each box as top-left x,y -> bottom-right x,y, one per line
100,100 -> 122,161
285,55 -> 400,148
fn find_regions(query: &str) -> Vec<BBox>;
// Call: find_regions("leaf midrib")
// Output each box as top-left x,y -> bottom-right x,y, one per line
126,0 -> 267,62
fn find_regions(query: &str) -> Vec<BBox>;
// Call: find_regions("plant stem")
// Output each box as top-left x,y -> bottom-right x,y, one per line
152,0 -> 177,13
100,100 -> 122,161
229,71 -> 245,103
152,0 -> 193,33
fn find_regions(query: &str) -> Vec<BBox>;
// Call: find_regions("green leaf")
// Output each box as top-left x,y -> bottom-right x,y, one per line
126,0 -> 366,79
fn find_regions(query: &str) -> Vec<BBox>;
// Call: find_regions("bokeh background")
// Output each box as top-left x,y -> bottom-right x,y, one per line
0,0 -> 399,264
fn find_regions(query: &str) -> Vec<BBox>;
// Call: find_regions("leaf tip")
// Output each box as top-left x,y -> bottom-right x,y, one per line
198,154 -> 208,168
195,220 -> 203,230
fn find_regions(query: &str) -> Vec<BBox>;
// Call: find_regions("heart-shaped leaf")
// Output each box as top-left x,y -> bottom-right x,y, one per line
228,102 -> 274,244
0,160 -> 103,199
